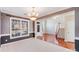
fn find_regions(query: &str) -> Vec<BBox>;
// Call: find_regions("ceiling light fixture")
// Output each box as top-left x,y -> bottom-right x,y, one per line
28,7 -> 38,21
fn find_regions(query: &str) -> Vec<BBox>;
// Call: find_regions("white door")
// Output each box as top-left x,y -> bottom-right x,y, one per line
35,21 -> 43,37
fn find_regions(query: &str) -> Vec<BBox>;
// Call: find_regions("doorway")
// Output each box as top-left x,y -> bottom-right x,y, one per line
35,21 -> 43,39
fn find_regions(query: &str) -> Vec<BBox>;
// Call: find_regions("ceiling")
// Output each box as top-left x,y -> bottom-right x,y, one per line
0,7 -> 70,19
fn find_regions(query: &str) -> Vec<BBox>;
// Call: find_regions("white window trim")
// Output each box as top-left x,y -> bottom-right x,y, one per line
10,17 -> 29,39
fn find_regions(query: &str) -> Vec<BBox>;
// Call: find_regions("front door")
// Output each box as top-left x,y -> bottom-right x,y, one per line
35,21 -> 43,37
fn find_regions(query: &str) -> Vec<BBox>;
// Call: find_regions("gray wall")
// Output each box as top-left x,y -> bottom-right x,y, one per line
1,14 -> 10,34
29,20 -> 33,33
75,8 -> 79,37
0,12 -> 1,35
0,13 -> 34,44
0,12 -> 1,46
1,13 -> 33,34
75,7 -> 79,51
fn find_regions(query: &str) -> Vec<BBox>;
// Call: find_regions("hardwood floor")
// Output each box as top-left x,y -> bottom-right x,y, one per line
36,34 -> 75,50
57,38 -> 75,50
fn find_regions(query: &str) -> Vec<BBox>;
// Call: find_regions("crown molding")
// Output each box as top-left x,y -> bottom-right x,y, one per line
37,7 -> 75,20
1,12 -> 30,20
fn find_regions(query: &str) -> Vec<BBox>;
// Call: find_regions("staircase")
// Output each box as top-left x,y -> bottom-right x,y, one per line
56,23 -> 64,39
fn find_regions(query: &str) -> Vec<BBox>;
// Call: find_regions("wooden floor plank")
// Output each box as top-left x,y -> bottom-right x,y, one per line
37,34 -> 75,50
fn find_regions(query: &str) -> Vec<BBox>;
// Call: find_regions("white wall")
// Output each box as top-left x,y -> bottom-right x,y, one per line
38,11 -> 75,42
38,14 -> 65,35
64,11 -> 75,42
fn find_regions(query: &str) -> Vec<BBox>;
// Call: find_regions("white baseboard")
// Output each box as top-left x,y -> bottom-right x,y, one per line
0,34 -> 10,37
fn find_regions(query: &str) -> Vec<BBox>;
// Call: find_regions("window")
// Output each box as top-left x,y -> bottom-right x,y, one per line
10,17 -> 29,39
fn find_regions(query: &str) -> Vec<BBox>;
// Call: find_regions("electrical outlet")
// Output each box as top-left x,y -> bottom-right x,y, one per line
5,39 -> 8,42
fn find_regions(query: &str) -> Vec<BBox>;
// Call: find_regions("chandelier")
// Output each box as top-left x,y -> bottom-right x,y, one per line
28,7 -> 38,21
